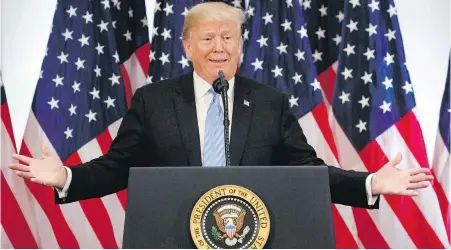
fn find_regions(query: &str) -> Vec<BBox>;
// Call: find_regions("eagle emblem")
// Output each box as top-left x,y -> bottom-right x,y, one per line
212,204 -> 250,246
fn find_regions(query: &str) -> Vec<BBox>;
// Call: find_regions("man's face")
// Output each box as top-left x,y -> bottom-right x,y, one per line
183,20 -> 242,84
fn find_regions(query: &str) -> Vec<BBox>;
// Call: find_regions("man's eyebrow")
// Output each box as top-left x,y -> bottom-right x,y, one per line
200,30 -> 234,36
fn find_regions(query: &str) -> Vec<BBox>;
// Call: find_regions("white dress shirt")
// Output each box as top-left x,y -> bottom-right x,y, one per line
56,71 -> 377,206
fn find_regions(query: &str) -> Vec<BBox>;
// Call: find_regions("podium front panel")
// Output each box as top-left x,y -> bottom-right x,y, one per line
122,166 -> 335,248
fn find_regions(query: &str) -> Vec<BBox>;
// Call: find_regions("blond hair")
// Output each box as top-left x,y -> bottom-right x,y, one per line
182,2 -> 246,40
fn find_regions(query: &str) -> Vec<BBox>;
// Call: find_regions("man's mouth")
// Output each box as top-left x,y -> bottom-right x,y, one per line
209,59 -> 228,64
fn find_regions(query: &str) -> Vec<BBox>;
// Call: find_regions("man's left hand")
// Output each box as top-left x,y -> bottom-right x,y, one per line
371,152 -> 434,196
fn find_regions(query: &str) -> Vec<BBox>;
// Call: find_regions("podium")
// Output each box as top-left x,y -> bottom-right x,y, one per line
122,166 -> 336,248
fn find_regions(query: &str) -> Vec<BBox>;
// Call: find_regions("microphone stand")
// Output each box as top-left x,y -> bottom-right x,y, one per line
221,84 -> 230,167
213,71 -> 231,167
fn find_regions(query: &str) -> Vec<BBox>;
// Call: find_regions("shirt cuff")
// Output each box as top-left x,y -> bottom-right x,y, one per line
55,166 -> 72,199
365,173 -> 379,206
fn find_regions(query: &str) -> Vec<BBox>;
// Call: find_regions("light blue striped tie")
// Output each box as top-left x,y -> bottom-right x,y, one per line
203,89 -> 226,167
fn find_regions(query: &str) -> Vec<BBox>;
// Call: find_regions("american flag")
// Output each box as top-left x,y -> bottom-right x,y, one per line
2,0 -> 150,248
431,55 -> 450,245
301,0 -> 450,248
146,0 -> 198,81
2,74 -> 40,249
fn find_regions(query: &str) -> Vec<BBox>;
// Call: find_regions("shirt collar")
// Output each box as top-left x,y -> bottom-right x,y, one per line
193,70 -> 235,101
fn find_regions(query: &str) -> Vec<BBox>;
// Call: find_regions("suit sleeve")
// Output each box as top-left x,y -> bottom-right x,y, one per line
277,94 -> 379,209
55,87 -> 148,204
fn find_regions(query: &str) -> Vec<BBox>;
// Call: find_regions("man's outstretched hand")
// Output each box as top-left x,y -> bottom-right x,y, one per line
371,152 -> 433,196
8,143 -> 67,189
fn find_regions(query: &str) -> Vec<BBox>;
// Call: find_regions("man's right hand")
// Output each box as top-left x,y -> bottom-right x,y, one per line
8,143 -> 67,189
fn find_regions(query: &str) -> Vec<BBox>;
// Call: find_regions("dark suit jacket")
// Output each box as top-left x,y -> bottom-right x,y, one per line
56,73 -> 379,209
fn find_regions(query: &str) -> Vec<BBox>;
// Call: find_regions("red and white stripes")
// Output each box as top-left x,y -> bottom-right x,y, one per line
1,41 -> 150,248
308,63 -> 451,249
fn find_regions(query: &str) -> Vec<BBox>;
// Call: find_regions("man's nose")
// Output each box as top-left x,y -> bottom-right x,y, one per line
213,36 -> 224,52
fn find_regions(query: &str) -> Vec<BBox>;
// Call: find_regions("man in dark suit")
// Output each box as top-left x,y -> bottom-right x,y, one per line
9,2 -> 432,209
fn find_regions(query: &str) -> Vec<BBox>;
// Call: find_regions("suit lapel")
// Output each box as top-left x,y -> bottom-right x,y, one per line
230,77 -> 254,166
173,74 -> 202,166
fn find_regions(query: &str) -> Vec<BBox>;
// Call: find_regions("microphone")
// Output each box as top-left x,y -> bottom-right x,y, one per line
212,70 -> 231,167
213,70 -> 229,93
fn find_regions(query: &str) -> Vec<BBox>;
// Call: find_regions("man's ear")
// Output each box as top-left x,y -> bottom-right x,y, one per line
182,39 -> 192,60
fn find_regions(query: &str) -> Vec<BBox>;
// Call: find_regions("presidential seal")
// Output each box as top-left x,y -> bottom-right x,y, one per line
190,185 -> 270,249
